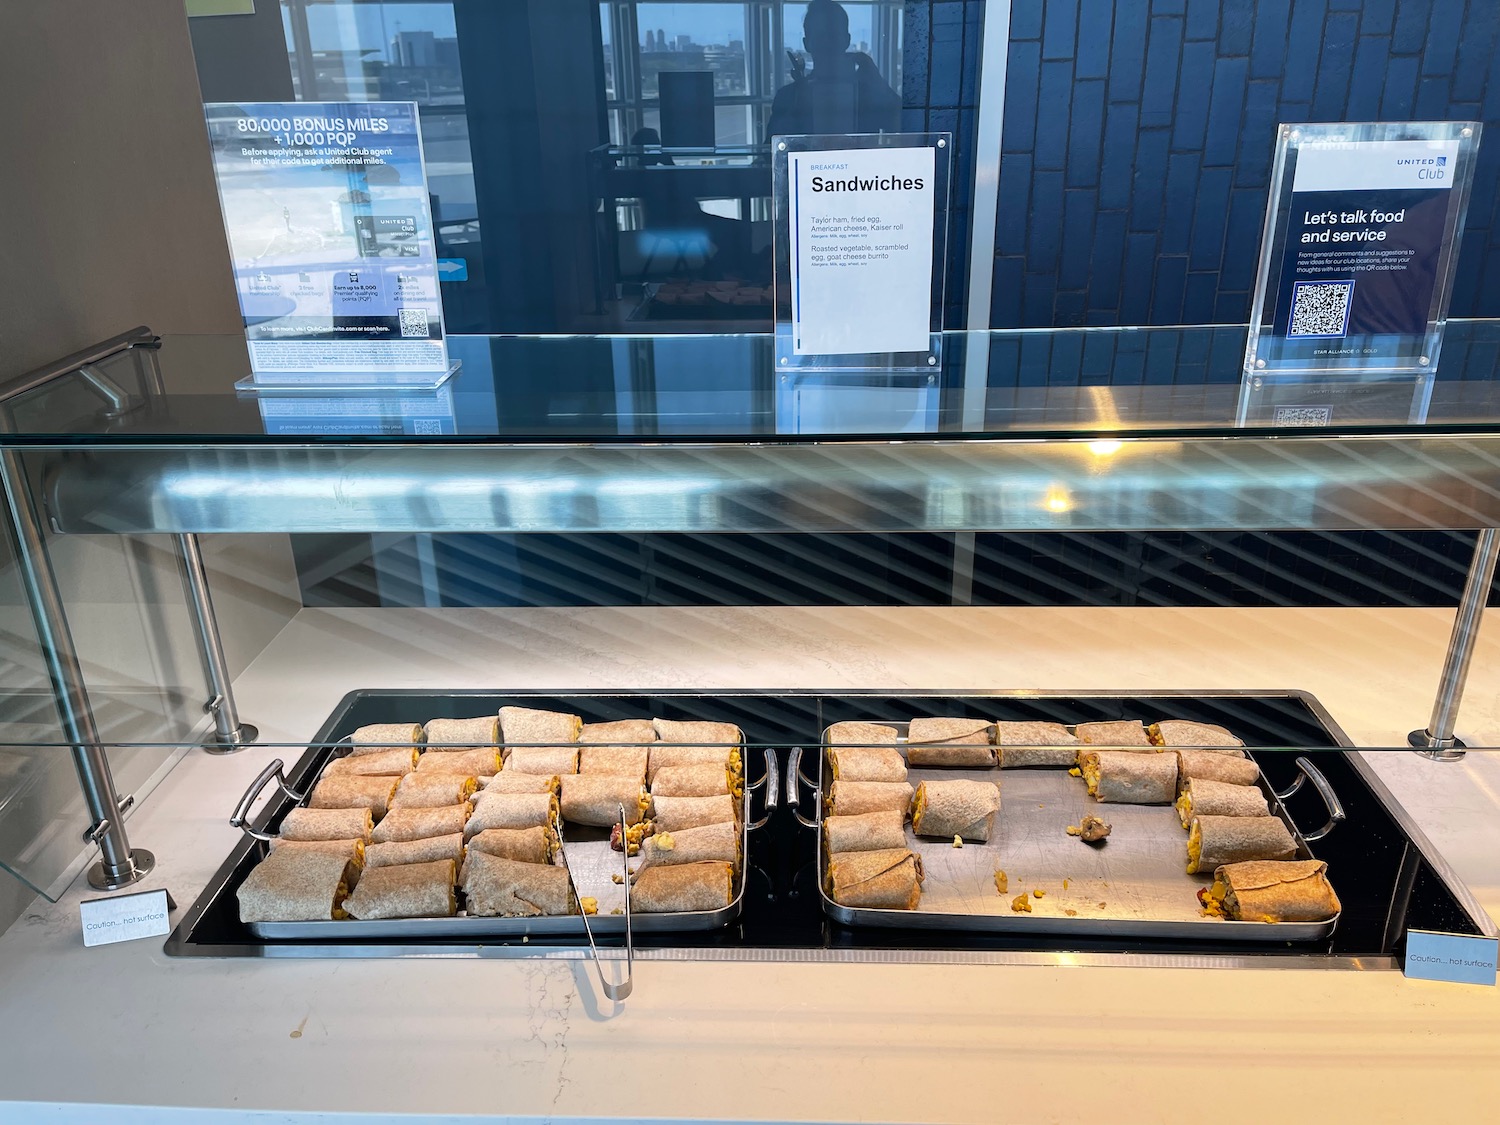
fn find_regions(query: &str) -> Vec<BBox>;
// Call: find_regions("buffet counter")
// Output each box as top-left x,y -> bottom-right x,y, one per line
2,604 -> 1498,1123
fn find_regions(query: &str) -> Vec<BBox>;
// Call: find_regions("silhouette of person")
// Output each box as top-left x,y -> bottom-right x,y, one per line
766,0 -> 902,139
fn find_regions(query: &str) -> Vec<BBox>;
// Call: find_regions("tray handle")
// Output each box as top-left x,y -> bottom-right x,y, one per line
228,758 -> 309,841
564,804 -> 633,1003
1273,755 -> 1346,842
785,746 -> 822,829
745,748 -> 779,831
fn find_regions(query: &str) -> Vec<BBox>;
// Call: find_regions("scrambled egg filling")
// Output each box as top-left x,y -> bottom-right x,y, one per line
910,784 -> 929,833
1079,754 -> 1102,797
1032,888 -> 1045,899
580,897 -> 598,915
1185,820 -> 1203,873
1198,877 -> 1230,918
1068,766 -> 1082,777
1010,893 -> 1032,913
1174,790 -> 1194,828
952,835 -> 963,848
994,869 -> 1008,894
458,777 -> 479,800
655,831 -> 676,852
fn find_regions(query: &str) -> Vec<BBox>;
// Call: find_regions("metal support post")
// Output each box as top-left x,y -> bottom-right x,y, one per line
0,450 -> 153,890
177,534 -> 258,752
1409,528 -> 1500,760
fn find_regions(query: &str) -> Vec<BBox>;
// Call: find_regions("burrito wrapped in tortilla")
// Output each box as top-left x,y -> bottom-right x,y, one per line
1149,720 -> 1244,748
423,716 -> 499,748
278,806 -> 373,843
467,825 -> 559,865
1176,777 -> 1268,828
995,721 -> 1079,768
647,744 -> 743,783
464,791 -> 558,838
499,706 -> 581,748
1080,750 -> 1177,804
638,820 -> 739,868
308,775 -> 398,818
559,773 -> 650,827
266,838 -> 366,876
829,780 -> 913,817
461,850 -> 575,917
649,794 -> 736,834
238,847 -> 358,922
505,747 -> 579,776
632,861 -> 735,913
652,718 -> 741,745
651,763 -> 742,799
579,719 -> 656,744
824,810 -> 907,853
827,848 -> 923,909
414,747 -> 500,777
1203,859 -> 1340,922
321,748 -> 418,777
911,779 -> 1002,842
1176,749 -> 1260,790
390,773 -> 478,809
904,717 -> 996,768
825,721 -> 901,747
370,803 -> 471,843
1187,814 -> 1296,874
1075,720 -> 1152,747
341,858 -> 457,920
826,744 -> 907,784
365,832 -> 464,869
578,745 -> 649,778
480,771 -> 560,796
348,723 -> 424,755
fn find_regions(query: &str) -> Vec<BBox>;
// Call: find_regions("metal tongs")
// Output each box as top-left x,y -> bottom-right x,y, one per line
557,802 -> 634,1001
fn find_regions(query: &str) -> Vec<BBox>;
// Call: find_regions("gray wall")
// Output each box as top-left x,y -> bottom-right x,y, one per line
0,0 -> 301,929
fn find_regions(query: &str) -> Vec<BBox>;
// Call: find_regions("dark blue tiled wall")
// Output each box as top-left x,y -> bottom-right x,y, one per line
993,0 -> 1500,328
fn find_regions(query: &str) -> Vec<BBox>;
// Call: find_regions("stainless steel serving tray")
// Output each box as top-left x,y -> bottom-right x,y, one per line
796,719 -> 1343,942
236,741 -> 773,940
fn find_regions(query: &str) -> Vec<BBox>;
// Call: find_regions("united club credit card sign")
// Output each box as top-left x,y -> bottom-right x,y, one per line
1247,123 -> 1479,377
204,101 -> 449,380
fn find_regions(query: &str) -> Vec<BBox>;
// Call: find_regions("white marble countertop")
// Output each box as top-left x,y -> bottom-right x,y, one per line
3,605 -> 1499,1124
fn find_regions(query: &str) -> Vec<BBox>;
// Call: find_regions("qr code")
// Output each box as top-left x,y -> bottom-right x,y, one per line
1288,280 -> 1354,337
398,307 -> 430,338
411,418 -> 443,435
1273,406 -> 1333,427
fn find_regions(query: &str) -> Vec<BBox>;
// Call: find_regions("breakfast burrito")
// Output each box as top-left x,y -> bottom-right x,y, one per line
638,820 -> 739,868
825,721 -> 901,747
414,747 -> 500,777
579,719 -> 656,744
829,780 -> 914,817
823,810 -> 907,853
826,745 -> 907,783
1075,720 -> 1152,747
559,773 -> 651,827
499,706 -> 582,747
347,723 -> 424,754
1176,749 -> 1260,790
1203,859 -> 1340,922
504,747 -> 580,776
911,779 -> 1002,842
266,838 -> 366,876
904,717 -> 996,768
650,763 -> 741,798
365,832 -> 465,870
370,803 -> 472,843
578,745 -> 650,778
648,794 -> 737,834
461,850 -> 576,917
1187,814 -> 1297,874
423,716 -> 499,748
647,744 -> 743,782
390,773 -> 479,809
464,791 -> 558,838
652,718 -> 742,745
308,775 -> 399,818
1149,720 -> 1244,748
1175,777 -> 1268,827
827,848 -> 923,909
341,858 -> 457,920
995,721 -> 1079,768
467,825 -> 560,865
321,748 -> 418,777
1079,750 -> 1177,804
480,771 -> 560,796
278,806 -> 374,843
237,848 -> 358,922
631,861 -> 735,913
